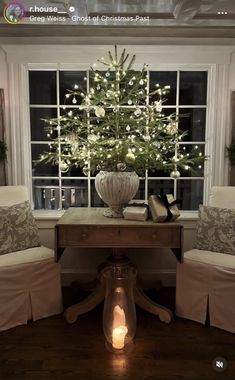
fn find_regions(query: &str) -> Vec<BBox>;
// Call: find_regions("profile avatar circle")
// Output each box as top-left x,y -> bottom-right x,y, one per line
4,2 -> 26,24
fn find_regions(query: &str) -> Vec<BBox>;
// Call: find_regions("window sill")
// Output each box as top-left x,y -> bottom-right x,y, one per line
33,209 -> 65,220
33,209 -> 198,221
178,211 -> 198,220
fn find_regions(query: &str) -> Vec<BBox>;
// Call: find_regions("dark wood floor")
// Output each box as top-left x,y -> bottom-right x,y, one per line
0,287 -> 235,380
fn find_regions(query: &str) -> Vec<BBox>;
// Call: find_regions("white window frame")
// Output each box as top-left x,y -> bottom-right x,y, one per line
3,44 -> 233,218
29,66 -> 208,211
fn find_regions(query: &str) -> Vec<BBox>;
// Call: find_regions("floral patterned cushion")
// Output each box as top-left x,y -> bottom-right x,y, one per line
0,201 -> 40,255
195,205 -> 235,255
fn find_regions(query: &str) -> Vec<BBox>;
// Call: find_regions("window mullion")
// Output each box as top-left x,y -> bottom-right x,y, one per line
145,69 -> 150,202
87,69 -> 91,207
57,69 -> 63,210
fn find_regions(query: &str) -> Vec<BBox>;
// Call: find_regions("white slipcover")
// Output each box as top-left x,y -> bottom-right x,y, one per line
176,186 -> 235,333
0,186 -> 63,331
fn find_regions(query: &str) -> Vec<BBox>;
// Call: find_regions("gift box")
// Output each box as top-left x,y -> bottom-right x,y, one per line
123,206 -> 148,221
148,194 -> 180,223
165,194 -> 180,221
148,195 -> 167,222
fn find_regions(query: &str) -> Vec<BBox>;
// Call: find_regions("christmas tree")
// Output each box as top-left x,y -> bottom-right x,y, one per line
41,46 -> 204,178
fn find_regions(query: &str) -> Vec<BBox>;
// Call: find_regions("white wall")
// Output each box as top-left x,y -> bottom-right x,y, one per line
0,48 -> 7,88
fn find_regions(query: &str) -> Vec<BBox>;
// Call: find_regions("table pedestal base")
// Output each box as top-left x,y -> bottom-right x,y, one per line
64,249 -> 173,324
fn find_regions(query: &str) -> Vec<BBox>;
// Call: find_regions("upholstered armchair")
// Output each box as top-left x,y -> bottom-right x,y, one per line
0,186 -> 63,331
176,186 -> 235,334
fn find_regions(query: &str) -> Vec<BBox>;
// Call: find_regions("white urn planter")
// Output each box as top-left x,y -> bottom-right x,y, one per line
95,171 -> 139,218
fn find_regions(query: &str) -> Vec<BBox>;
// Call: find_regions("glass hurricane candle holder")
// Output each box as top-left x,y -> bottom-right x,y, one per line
102,263 -> 137,354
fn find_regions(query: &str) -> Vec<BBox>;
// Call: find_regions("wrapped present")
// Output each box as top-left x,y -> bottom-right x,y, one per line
164,194 -> 180,221
148,194 -> 180,223
123,204 -> 148,221
148,195 -> 167,222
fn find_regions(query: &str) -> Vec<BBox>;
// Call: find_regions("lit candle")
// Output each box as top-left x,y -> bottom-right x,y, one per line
112,305 -> 128,350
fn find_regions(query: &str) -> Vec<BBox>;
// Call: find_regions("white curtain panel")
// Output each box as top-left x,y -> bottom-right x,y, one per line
0,89 -> 7,186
